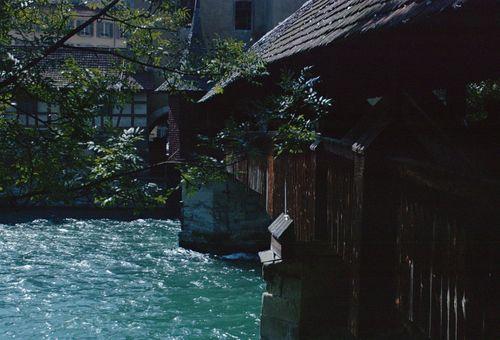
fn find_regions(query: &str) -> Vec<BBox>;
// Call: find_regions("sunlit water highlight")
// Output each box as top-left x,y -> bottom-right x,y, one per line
0,217 -> 264,339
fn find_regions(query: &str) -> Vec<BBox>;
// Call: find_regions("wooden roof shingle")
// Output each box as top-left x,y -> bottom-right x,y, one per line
253,0 -> 467,63
200,0 -> 475,102
14,47 -> 157,91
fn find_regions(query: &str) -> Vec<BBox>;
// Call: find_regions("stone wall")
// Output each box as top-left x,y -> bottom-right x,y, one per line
260,259 -> 352,340
179,178 -> 271,254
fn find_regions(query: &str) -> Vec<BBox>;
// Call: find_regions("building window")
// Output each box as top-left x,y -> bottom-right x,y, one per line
35,101 -> 59,126
133,93 -> 147,127
235,1 -> 252,30
76,20 -> 94,36
3,101 -> 17,120
97,21 -> 114,38
111,93 -> 148,128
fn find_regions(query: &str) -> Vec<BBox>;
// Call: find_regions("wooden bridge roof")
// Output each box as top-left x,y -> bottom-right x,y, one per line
252,0 -> 466,63
200,0 -> 495,102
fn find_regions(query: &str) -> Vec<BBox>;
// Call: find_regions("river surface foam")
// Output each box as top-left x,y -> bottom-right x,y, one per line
0,217 -> 264,339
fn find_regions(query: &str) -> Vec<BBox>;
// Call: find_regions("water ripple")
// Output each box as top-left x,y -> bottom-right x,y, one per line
0,217 -> 264,339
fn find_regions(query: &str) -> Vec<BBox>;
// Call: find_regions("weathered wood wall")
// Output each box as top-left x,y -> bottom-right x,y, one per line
233,152 -> 317,242
229,143 -> 497,338
284,152 -> 317,242
323,151 -> 365,336
395,179 -> 497,339
247,157 -> 267,196
324,153 -> 357,261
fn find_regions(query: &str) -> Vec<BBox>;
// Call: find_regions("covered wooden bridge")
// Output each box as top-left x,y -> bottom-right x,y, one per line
195,0 -> 499,339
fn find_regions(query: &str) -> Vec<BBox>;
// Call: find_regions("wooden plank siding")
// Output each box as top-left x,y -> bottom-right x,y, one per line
395,179 -> 497,339
231,151 -> 317,242
325,153 -> 357,262
228,140 -> 497,338
284,152 -> 317,243
247,157 -> 267,196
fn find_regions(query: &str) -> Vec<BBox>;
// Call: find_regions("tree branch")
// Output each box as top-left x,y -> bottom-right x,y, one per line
0,148 -> 258,205
0,0 -> 121,91
60,44 -> 198,76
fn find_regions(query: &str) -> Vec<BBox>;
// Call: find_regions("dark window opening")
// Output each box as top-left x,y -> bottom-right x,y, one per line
235,1 -> 252,30
76,20 -> 93,36
97,21 -> 114,38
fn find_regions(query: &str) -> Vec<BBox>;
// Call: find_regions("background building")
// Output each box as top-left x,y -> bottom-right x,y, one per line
197,0 -> 306,45
66,6 -> 125,48
7,0 -> 308,206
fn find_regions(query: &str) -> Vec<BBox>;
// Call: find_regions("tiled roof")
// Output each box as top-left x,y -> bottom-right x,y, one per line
252,0 -> 466,63
155,0 -> 207,93
34,47 -> 156,90
200,0 -> 469,102
155,75 -> 208,92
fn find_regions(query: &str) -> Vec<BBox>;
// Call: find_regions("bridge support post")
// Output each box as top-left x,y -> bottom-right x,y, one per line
179,178 -> 271,254
260,257 -> 351,340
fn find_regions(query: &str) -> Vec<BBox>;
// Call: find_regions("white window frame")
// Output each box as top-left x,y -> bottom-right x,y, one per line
3,101 -> 17,121
76,20 -> 94,36
110,93 -> 148,128
35,101 -> 59,127
97,20 -> 114,38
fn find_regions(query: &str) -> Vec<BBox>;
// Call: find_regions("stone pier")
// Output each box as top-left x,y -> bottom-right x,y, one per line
260,258 -> 351,340
179,178 -> 271,254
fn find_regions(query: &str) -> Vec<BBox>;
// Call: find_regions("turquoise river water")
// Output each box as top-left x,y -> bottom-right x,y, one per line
0,217 -> 264,339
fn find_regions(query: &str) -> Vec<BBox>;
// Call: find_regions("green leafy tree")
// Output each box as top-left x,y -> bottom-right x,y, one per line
181,67 -> 333,191
0,0 -> 329,207
467,80 -> 500,122
0,0 -> 264,207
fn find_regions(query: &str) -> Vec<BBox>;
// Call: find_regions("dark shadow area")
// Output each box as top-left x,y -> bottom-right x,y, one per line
0,206 -> 176,224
